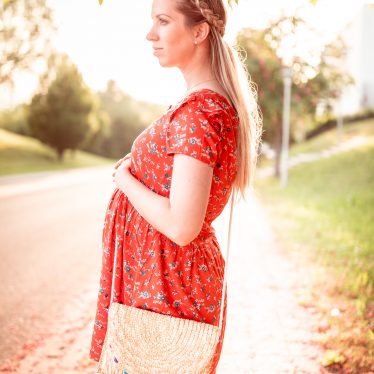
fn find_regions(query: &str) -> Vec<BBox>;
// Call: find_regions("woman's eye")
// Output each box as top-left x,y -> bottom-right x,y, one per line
159,19 -> 168,25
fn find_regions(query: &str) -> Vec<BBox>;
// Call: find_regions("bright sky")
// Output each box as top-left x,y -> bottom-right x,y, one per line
2,0 -> 366,109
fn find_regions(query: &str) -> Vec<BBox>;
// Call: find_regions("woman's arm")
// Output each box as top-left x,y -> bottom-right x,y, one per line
115,154 -> 213,246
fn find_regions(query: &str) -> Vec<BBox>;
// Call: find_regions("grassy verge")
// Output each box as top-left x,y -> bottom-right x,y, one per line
255,122 -> 374,373
289,118 -> 374,156
257,118 -> 374,169
0,128 -> 116,176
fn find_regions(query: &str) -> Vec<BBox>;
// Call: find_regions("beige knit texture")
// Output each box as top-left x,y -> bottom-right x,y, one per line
97,302 -> 220,374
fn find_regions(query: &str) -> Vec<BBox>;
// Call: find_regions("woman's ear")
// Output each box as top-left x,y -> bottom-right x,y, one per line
193,21 -> 210,44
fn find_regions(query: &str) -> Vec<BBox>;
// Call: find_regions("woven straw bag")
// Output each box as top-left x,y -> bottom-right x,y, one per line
96,193 -> 234,374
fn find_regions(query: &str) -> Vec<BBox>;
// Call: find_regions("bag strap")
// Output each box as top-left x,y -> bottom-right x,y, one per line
218,190 -> 234,333
110,190 -> 235,333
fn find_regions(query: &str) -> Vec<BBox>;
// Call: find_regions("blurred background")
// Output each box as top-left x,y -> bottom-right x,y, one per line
0,0 -> 373,373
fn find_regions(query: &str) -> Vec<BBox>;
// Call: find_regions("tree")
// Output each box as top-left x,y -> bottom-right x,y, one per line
28,59 -> 96,162
0,103 -> 30,135
237,13 -> 352,177
96,80 -> 144,158
79,95 -> 111,157
0,0 -> 57,89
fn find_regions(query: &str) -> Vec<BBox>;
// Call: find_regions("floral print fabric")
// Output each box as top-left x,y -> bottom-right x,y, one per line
89,88 -> 239,372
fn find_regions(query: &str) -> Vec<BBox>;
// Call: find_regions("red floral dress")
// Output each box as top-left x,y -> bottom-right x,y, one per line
89,88 -> 239,372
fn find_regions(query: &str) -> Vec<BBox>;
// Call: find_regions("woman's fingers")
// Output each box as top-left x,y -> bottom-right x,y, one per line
114,153 -> 131,169
114,160 -> 122,169
114,153 -> 132,170
113,152 -> 131,179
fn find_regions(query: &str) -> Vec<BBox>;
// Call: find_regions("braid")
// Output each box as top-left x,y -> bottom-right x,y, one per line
194,0 -> 225,37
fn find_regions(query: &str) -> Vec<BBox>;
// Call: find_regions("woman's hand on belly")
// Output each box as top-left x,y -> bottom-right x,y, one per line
113,152 -> 132,171
113,152 -> 133,181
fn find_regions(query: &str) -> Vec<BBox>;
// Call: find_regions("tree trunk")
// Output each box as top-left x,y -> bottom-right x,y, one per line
56,149 -> 64,163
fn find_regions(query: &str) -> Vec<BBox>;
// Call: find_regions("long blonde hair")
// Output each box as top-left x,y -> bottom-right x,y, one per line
176,0 -> 263,203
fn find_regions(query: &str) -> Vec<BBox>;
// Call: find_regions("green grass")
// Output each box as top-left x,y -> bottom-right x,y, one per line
289,118 -> 374,156
256,141 -> 374,286
0,128 -> 116,176
255,120 -> 374,372
257,118 -> 374,168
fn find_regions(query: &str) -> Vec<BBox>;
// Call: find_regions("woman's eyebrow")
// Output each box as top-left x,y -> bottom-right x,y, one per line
152,13 -> 173,20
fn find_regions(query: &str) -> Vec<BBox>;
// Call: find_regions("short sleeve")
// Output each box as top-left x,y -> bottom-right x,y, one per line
165,95 -> 223,168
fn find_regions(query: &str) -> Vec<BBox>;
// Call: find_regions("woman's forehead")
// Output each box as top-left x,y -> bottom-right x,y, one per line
151,0 -> 179,18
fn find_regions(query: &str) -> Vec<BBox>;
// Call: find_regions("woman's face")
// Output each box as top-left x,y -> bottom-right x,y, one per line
146,0 -> 196,68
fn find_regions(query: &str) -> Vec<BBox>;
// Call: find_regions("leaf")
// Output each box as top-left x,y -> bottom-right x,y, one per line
227,0 -> 239,9
320,350 -> 346,367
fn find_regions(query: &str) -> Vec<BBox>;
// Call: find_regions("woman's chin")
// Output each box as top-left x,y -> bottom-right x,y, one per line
155,56 -> 173,68
158,61 -> 173,68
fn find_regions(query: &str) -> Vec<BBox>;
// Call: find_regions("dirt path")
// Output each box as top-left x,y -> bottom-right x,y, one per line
1,191 -> 327,373
215,192 -> 327,373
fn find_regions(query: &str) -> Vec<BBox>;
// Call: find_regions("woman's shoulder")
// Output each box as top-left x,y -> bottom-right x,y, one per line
166,88 -> 237,123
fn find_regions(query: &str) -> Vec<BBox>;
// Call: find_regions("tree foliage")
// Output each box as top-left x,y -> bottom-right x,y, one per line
237,14 -> 353,176
93,80 -> 144,158
0,0 -> 57,89
0,103 -> 29,135
28,59 -> 96,161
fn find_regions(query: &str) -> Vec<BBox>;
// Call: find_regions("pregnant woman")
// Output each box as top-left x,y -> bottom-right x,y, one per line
90,0 -> 262,371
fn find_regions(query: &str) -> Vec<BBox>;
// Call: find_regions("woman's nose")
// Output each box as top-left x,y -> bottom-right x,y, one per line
146,25 -> 157,41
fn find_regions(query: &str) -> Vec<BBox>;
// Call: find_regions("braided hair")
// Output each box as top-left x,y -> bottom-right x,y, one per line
193,0 -> 225,37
